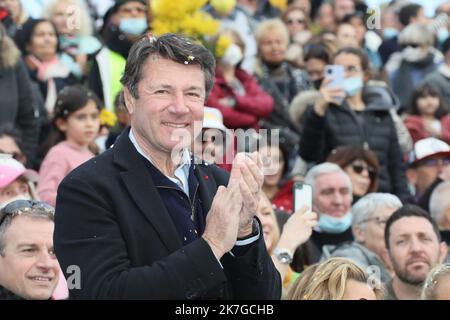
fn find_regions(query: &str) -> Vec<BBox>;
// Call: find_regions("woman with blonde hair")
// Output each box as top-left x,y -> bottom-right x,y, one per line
286,257 -> 384,300
42,0 -> 101,77
421,263 -> 450,300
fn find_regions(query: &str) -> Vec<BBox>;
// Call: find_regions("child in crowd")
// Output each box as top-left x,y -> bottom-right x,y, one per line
37,85 -> 101,206
404,84 -> 450,145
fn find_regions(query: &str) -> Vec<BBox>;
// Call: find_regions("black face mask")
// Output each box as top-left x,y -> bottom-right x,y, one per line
313,78 -> 323,90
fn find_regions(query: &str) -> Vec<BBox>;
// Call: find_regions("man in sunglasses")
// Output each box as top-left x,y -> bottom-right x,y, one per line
406,137 -> 450,211
0,200 -> 59,300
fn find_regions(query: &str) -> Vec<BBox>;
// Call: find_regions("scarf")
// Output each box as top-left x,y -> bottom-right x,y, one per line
27,55 -> 70,114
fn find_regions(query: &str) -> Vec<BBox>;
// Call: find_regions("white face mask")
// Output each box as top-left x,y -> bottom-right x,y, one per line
402,46 -> 426,62
0,193 -> 32,210
220,43 -> 243,67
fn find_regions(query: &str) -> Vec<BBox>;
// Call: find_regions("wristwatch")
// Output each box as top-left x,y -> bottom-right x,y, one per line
273,248 -> 293,264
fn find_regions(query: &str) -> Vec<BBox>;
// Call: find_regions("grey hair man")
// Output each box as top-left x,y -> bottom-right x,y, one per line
321,193 -> 402,283
54,33 -> 281,299
292,163 -> 353,270
0,200 -> 59,300
430,181 -> 450,260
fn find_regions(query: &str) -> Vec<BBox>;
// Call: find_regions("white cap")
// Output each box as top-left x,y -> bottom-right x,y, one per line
203,106 -> 227,132
409,138 -> 450,166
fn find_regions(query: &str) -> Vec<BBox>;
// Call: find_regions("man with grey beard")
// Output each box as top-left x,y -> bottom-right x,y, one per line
383,204 -> 448,299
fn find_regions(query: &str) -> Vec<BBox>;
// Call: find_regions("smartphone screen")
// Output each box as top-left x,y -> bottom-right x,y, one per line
324,65 -> 344,88
293,182 -> 313,213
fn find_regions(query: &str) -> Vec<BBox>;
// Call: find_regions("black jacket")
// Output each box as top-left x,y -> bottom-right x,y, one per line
54,129 -> 281,299
299,88 -> 410,200
0,38 -> 39,160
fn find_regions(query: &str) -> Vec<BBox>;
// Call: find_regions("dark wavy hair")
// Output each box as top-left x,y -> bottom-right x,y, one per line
326,144 -> 380,193
409,83 -> 449,119
40,85 -> 101,157
332,46 -> 371,78
15,19 -> 61,56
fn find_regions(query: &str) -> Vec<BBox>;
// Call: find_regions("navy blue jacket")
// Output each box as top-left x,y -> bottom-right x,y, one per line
54,128 -> 281,299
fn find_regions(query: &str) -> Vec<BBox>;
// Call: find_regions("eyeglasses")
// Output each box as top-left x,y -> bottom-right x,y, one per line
287,18 -> 305,25
421,158 -> 450,167
360,216 -> 388,226
351,161 -> 377,179
344,65 -> 362,74
0,200 -> 54,226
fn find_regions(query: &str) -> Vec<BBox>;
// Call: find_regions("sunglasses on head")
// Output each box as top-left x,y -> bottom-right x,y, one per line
351,161 -> 377,179
0,200 -> 54,226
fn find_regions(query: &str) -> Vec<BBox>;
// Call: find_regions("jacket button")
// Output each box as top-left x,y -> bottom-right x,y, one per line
185,291 -> 198,300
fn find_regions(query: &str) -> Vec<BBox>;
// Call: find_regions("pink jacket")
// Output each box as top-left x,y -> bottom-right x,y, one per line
38,141 -> 94,206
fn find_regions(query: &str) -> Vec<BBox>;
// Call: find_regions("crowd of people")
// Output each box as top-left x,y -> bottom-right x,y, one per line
0,0 -> 450,300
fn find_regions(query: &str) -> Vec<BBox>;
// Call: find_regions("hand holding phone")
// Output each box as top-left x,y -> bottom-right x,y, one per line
324,65 -> 344,88
293,182 -> 312,213
315,65 -> 346,108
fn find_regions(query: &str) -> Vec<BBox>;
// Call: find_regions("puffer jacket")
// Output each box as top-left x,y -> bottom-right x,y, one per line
299,85 -> 410,201
0,33 -> 39,161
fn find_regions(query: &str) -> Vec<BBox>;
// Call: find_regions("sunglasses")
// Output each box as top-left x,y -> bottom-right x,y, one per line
287,18 -> 305,25
0,200 -> 54,226
360,216 -> 388,226
401,43 -> 421,49
351,162 -> 377,179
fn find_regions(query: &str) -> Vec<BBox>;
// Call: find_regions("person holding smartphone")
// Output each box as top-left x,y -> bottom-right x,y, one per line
299,47 -> 410,201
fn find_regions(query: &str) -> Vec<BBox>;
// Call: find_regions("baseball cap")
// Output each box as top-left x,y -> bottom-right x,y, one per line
0,154 -> 39,188
408,138 -> 450,167
203,107 -> 227,132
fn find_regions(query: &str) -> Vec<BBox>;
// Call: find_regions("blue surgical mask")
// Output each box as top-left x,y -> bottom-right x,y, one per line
343,76 -> 363,97
383,28 -> 398,40
318,212 -> 352,234
119,18 -> 148,36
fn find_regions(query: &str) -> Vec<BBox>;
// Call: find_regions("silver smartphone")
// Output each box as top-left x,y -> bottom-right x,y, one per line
293,182 -> 313,213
